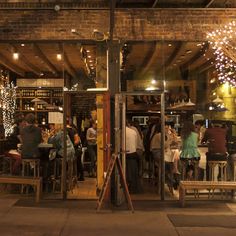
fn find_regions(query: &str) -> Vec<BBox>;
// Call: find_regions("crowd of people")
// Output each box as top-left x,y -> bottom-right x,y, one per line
5,112 -> 98,190
4,111 -> 234,196
125,117 -> 231,195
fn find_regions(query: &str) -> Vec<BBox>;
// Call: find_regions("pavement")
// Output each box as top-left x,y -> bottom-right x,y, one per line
0,194 -> 236,236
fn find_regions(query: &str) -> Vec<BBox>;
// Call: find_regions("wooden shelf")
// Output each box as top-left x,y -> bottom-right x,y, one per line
16,87 -> 63,124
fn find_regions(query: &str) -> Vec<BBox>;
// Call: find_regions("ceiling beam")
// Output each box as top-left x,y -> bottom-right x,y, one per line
59,43 -> 78,79
164,42 -> 183,68
10,44 -> 41,76
0,51 -> 25,76
140,42 -> 159,75
180,44 -> 208,69
152,0 -> 159,8
196,59 -> 215,73
34,43 -> 59,76
204,0 -> 215,8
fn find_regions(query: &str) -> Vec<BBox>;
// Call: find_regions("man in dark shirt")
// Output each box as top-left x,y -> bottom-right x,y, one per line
21,113 -> 42,159
202,121 -> 228,180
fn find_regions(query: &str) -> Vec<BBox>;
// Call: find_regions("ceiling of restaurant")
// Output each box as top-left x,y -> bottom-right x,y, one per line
0,42 -> 97,83
122,41 -> 214,80
0,41 -> 213,82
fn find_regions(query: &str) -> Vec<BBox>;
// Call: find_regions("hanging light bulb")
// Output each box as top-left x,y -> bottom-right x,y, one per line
13,52 -> 19,60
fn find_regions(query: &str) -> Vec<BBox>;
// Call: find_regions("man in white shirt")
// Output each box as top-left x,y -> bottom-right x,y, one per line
126,123 -> 139,193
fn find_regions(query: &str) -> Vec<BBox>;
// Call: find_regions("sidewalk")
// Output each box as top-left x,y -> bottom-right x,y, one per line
0,196 -> 236,236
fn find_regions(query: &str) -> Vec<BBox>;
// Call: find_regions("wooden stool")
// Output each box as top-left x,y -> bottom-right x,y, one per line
208,161 -> 227,181
233,161 -> 236,181
21,159 -> 40,193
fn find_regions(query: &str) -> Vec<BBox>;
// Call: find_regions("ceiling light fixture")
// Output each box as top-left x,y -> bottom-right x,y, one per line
13,52 -> 19,60
57,54 -> 62,61
185,99 -> 195,106
212,95 -> 223,103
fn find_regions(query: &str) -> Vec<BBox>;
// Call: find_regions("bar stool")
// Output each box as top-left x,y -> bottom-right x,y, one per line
233,161 -> 236,181
208,161 -> 227,181
51,158 -> 62,192
21,159 -> 40,193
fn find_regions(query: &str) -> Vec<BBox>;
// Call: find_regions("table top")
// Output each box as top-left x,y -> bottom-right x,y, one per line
38,143 -> 53,148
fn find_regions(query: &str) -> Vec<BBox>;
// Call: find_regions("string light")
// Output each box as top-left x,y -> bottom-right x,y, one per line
207,21 -> 236,87
0,82 -> 17,137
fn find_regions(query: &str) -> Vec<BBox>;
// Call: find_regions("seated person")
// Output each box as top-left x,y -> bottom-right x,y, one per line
21,113 -> 42,160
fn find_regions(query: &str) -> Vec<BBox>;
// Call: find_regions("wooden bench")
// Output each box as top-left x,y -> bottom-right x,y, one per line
0,175 -> 42,203
179,181 -> 236,207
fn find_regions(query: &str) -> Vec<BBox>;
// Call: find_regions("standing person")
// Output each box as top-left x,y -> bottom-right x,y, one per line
86,120 -> 97,177
66,118 -> 84,181
130,120 -> 144,176
179,121 -> 200,180
202,121 -> 228,180
126,121 -> 139,193
21,113 -> 42,159
195,120 -> 206,144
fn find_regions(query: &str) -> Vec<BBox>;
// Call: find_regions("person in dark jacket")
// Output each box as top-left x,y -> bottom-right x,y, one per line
21,113 -> 42,159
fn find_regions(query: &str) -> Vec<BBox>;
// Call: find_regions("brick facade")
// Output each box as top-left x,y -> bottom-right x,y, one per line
0,9 -> 235,41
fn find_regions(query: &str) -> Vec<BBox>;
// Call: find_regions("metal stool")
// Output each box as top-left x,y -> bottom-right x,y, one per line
21,159 -> 40,193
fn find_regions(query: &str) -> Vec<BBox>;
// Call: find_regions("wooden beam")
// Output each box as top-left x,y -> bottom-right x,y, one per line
164,42 -> 183,68
195,58 -> 214,73
140,42 -> 159,75
152,0 -> 159,8
10,44 -> 41,76
59,43 -> 78,79
181,44 -> 208,69
204,0 -> 215,8
34,43 -> 59,75
0,51 -> 24,76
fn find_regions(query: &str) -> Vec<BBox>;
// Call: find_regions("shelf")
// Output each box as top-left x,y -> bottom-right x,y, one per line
16,87 -> 63,123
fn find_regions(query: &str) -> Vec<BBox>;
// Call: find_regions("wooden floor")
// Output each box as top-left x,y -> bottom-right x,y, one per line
67,176 -> 178,201
67,177 -> 97,200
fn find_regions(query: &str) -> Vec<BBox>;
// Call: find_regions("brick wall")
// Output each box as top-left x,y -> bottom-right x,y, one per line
0,9 -> 235,41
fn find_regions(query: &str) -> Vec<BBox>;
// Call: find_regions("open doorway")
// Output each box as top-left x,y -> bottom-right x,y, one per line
63,91 -> 110,200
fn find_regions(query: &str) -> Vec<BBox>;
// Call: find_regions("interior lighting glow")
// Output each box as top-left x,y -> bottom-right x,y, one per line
207,21 -> 236,87
151,79 -> 157,85
57,54 -> 62,61
13,53 -> 19,60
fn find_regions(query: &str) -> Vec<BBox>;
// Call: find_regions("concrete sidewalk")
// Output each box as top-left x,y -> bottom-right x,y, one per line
0,196 -> 236,236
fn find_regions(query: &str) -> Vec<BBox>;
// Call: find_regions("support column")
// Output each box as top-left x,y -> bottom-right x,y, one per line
96,45 -> 108,191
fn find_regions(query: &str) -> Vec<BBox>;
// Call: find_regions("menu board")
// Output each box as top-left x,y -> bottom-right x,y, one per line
48,112 -> 63,124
